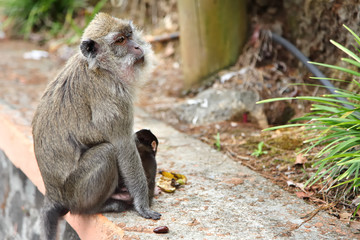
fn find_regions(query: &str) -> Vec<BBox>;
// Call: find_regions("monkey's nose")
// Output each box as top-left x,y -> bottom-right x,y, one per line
134,45 -> 143,55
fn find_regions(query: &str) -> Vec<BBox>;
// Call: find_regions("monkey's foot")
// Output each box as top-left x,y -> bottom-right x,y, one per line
137,207 -> 161,220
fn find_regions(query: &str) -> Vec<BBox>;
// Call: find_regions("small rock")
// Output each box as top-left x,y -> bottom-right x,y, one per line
173,88 -> 268,128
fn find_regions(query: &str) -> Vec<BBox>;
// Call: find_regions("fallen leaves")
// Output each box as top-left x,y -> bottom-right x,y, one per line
286,180 -> 296,187
339,211 -> 352,222
157,171 -> 187,193
294,153 -> 307,166
295,191 -> 313,199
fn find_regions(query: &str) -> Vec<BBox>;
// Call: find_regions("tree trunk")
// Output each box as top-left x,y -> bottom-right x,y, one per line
178,0 -> 248,89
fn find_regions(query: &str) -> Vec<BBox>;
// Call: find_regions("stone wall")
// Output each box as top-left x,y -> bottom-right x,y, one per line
0,150 -> 42,240
0,150 -> 78,240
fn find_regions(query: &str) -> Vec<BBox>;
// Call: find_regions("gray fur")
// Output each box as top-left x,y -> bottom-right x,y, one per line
32,13 -> 160,240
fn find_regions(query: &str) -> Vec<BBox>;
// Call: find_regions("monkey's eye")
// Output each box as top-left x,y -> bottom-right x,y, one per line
125,31 -> 132,39
115,36 -> 126,44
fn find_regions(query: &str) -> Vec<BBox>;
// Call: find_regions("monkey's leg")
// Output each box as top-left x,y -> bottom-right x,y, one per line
64,143 -> 120,214
42,196 -> 69,240
117,142 -> 161,220
99,198 -> 132,213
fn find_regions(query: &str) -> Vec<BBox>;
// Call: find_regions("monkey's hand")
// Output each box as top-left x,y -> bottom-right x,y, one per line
135,205 -> 161,220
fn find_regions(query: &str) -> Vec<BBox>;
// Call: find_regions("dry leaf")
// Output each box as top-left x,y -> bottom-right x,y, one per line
351,196 -> 360,207
286,180 -> 296,187
339,211 -> 352,222
295,153 -> 307,166
295,182 -> 305,191
310,185 -> 321,191
295,191 -> 312,199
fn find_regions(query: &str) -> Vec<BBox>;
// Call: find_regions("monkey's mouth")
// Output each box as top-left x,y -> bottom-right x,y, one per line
134,55 -> 145,65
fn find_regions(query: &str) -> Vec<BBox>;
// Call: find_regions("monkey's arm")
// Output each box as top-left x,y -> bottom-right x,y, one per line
117,140 -> 161,220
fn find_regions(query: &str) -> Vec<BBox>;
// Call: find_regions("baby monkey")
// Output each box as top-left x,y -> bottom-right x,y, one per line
113,129 -> 159,205
32,13 -> 160,240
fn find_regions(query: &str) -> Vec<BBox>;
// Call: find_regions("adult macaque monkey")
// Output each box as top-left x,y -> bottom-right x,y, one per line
32,13 -> 160,240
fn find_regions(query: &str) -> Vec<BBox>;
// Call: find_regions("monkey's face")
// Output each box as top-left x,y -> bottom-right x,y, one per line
79,13 -> 153,79
108,27 -> 146,67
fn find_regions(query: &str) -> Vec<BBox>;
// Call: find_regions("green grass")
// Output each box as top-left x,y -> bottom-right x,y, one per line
0,0 -> 86,38
0,0 -> 107,41
251,141 -> 268,157
258,25 -> 360,215
214,132 -> 221,151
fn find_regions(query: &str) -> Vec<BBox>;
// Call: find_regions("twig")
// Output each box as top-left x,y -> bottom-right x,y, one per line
238,159 -> 258,171
312,85 -> 320,96
225,147 -> 250,161
224,151 -> 256,171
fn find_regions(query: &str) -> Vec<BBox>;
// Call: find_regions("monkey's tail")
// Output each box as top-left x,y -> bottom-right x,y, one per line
42,197 -> 69,240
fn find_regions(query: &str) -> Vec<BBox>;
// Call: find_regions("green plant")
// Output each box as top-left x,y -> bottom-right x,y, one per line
214,132 -> 221,151
0,0 -> 86,38
251,141 -> 268,157
258,25 -> 360,211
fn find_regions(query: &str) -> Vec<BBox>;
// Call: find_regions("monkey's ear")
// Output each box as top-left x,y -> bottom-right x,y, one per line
151,141 -> 157,152
80,39 -> 99,58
